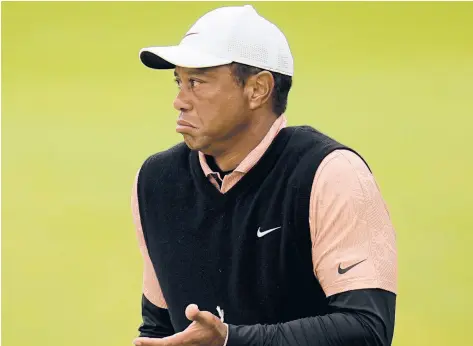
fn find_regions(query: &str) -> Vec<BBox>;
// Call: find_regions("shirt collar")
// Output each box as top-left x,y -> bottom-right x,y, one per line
199,115 -> 287,177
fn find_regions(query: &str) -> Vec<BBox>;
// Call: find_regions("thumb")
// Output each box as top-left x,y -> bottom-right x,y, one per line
185,304 -> 202,322
185,304 -> 217,325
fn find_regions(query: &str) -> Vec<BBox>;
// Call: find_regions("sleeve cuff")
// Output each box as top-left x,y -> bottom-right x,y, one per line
225,323 -> 264,346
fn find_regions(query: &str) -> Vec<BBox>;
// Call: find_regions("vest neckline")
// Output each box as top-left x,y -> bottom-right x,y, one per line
190,127 -> 295,201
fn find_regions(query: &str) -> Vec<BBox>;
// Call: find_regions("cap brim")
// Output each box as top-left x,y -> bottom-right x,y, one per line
139,45 -> 233,70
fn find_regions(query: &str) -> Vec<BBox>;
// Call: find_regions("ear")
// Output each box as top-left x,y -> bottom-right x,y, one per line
246,71 -> 274,111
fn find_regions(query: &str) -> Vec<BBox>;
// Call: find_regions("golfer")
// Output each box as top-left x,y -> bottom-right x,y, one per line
131,5 -> 397,346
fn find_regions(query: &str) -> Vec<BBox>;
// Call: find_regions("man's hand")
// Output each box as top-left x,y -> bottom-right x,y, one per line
133,304 -> 228,346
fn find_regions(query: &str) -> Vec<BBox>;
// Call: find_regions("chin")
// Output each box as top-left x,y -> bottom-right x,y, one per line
182,134 -> 201,151
182,134 -> 211,152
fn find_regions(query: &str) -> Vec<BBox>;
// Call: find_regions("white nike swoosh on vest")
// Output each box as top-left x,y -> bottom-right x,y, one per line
257,226 -> 282,238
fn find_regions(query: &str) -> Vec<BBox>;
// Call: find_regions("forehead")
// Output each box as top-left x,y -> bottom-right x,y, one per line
174,65 -> 232,78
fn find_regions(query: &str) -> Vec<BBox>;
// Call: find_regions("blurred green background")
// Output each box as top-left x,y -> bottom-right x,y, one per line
2,1 -> 472,345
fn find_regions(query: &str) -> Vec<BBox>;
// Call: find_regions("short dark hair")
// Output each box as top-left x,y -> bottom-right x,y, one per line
230,63 -> 292,116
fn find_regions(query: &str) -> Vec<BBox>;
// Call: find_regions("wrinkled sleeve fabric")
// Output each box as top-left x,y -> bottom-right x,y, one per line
226,149 -> 397,346
226,289 -> 396,346
131,170 -> 175,338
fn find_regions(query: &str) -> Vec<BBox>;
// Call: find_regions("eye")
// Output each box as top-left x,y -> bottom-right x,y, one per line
189,79 -> 202,89
174,78 -> 182,89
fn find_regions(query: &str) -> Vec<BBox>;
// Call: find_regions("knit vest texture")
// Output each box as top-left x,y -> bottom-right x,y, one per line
137,126 -> 364,332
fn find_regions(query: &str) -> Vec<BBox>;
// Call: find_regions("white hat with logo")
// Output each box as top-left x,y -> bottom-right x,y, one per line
139,5 -> 294,76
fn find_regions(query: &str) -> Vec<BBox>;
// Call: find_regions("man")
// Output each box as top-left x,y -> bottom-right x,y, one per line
131,5 -> 397,346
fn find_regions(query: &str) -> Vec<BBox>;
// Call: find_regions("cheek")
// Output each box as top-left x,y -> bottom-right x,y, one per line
199,95 -> 241,127
221,91 -> 247,117
195,81 -> 248,133
215,96 -> 246,130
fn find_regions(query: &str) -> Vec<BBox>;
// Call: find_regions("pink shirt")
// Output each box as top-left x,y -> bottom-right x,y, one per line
132,115 -> 397,308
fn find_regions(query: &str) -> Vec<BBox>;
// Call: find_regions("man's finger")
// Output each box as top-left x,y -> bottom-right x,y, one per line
133,333 -> 184,346
185,304 -> 201,322
185,304 -> 220,326
133,337 -> 161,346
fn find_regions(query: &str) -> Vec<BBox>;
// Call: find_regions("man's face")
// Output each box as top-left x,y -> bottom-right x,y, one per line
173,65 -> 250,154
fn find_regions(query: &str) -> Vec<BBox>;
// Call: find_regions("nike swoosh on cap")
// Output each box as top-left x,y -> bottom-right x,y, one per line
183,32 -> 199,38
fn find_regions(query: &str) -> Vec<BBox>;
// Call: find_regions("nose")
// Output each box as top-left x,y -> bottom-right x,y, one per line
173,89 -> 192,112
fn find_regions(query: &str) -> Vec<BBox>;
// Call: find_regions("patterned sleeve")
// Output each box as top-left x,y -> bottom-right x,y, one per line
309,149 -> 397,297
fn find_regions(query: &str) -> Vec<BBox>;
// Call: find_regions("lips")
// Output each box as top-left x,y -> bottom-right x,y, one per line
176,119 -> 196,128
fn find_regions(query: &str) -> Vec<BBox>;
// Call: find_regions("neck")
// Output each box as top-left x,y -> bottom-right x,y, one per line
210,113 -> 278,172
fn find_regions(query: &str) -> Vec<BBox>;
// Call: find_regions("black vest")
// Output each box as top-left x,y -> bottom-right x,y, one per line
137,126 -> 363,332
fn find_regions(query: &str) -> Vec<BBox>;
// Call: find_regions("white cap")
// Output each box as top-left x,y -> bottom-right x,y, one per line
139,5 -> 293,76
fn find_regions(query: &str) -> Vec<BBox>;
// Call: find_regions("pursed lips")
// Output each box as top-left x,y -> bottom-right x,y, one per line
176,118 -> 196,128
